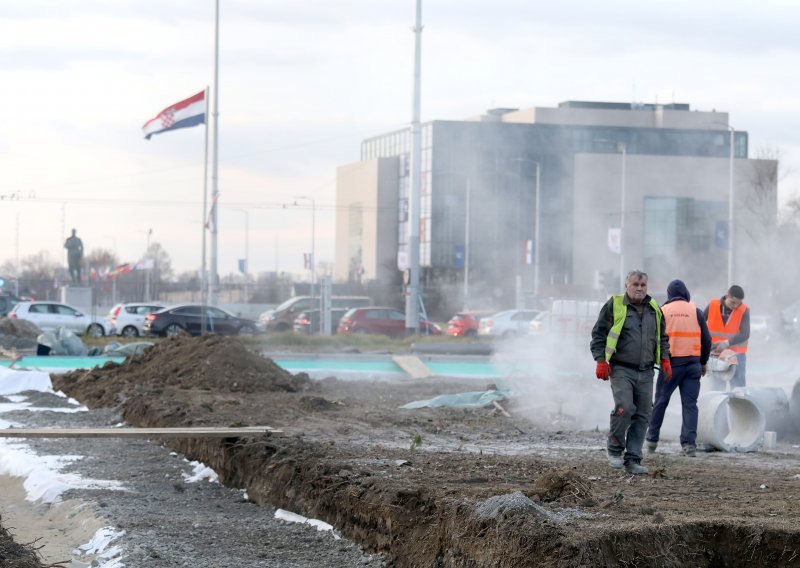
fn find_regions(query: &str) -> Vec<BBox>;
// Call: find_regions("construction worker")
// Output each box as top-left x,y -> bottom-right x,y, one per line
704,285 -> 750,389
645,280 -> 712,458
590,270 -> 670,475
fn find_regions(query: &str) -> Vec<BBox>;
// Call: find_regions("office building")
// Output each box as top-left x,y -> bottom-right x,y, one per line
335,101 -> 777,313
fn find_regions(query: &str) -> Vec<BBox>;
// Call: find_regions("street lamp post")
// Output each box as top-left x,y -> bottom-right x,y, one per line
294,196 -> 316,298
233,208 -> 250,302
726,127 -> 735,287
144,228 -> 152,302
703,122 -> 736,287
510,157 -> 541,303
104,235 -> 118,305
463,177 -> 471,310
617,143 -> 627,290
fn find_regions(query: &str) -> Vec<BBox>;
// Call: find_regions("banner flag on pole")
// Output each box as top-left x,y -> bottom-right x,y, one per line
607,228 -> 622,255
142,90 -> 206,140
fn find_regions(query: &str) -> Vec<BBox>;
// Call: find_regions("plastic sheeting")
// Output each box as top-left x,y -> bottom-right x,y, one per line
400,389 -> 508,409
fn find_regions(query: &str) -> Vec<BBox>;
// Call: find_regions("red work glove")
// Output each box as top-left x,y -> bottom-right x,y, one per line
595,361 -> 610,381
661,359 -> 672,380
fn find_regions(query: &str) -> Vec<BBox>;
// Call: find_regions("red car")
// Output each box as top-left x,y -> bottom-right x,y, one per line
337,307 -> 442,337
446,310 -> 495,337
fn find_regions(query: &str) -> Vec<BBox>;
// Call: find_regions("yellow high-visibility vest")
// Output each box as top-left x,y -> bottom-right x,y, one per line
604,295 -> 662,363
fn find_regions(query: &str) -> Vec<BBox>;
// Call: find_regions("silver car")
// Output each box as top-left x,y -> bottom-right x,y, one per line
477,309 -> 540,337
106,303 -> 166,337
8,301 -> 106,336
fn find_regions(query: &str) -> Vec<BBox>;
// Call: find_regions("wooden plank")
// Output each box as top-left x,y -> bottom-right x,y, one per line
392,355 -> 433,379
0,426 -> 281,439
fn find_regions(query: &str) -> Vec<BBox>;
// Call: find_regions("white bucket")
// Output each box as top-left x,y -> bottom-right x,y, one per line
697,391 -> 765,452
763,431 -> 777,450
732,386 -> 794,438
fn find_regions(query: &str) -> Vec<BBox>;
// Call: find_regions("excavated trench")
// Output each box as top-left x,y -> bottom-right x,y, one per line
52,336 -> 800,567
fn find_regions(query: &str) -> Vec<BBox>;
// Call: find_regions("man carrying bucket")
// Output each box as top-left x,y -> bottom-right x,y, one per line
704,285 -> 750,389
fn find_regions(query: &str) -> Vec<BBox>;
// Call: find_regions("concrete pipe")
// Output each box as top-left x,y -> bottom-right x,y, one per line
697,391 -> 765,452
732,387 -> 795,438
789,379 -> 800,434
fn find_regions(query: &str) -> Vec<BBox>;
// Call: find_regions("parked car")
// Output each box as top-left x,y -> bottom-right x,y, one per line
259,295 -> 372,333
446,310 -> 496,337
337,307 -> 441,337
293,308 -> 349,335
8,301 -> 107,336
477,309 -> 540,337
143,304 -> 259,337
105,303 -> 166,337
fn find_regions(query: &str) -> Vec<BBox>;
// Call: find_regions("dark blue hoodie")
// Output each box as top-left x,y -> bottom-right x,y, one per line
663,279 -> 711,366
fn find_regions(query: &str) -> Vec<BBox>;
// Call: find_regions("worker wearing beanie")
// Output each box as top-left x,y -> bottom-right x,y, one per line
645,279 -> 711,457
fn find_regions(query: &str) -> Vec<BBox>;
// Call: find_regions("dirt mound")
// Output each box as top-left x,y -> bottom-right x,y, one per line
53,335 -> 312,408
531,467 -> 596,506
0,318 -> 40,351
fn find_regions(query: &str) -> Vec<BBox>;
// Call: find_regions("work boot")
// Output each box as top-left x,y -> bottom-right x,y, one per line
682,444 -> 696,458
645,440 -> 658,454
624,461 -> 649,475
606,449 -> 624,469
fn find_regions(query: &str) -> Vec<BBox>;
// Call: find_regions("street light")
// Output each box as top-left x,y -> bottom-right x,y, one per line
725,126 -> 735,287
617,142 -> 627,291
143,228 -> 152,301
511,157 -> 542,303
232,208 -> 250,302
103,235 -> 118,305
703,122 -> 736,287
294,196 -> 316,297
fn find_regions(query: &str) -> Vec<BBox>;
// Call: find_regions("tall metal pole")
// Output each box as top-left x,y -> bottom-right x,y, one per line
233,208 -> 249,302
144,228 -> 152,301
311,199 -> 316,298
727,127 -> 735,287
210,0 -> 220,306
618,143 -> 627,290
405,0 -> 422,334
533,163 -> 541,298
295,196 -> 316,297
463,177 -> 470,310
201,85 -> 209,328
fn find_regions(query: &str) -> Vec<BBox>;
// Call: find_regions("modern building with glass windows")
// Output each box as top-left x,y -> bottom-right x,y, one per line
334,101 -> 777,314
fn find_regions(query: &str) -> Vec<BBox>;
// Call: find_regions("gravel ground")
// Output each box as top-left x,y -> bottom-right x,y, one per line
0,391 -> 385,568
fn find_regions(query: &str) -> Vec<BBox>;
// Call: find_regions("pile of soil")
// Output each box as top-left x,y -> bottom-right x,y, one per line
0,318 -> 40,352
51,337 -> 800,567
55,335 -> 313,409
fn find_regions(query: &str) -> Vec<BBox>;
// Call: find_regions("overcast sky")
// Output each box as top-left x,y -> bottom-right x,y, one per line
2,0 -> 799,278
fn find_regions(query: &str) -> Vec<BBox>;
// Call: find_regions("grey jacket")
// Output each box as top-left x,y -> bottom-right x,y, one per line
590,294 -> 670,370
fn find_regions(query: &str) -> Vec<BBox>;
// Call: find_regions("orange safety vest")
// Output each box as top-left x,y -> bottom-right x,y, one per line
662,300 -> 701,357
706,298 -> 748,354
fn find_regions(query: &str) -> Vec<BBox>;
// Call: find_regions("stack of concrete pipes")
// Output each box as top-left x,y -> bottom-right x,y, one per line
696,386 -> 798,452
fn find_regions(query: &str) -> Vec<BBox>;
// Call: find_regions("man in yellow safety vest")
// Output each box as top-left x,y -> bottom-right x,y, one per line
590,270 -> 670,475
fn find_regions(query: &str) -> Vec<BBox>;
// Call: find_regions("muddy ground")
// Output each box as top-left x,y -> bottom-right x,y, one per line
51,335 -> 800,567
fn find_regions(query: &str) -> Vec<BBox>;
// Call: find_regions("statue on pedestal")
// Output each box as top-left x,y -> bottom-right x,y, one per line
64,228 -> 84,284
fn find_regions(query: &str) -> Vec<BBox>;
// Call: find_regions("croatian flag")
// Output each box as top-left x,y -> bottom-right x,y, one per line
142,90 -> 206,140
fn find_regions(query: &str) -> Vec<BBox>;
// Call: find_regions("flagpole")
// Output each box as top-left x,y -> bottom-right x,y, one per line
210,0 -> 220,306
201,86 -> 210,333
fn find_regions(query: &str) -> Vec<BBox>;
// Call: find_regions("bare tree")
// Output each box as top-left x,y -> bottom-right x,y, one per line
85,248 -> 119,273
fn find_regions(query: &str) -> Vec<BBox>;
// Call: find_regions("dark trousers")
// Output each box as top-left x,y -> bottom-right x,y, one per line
647,361 -> 701,447
607,366 -> 654,465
